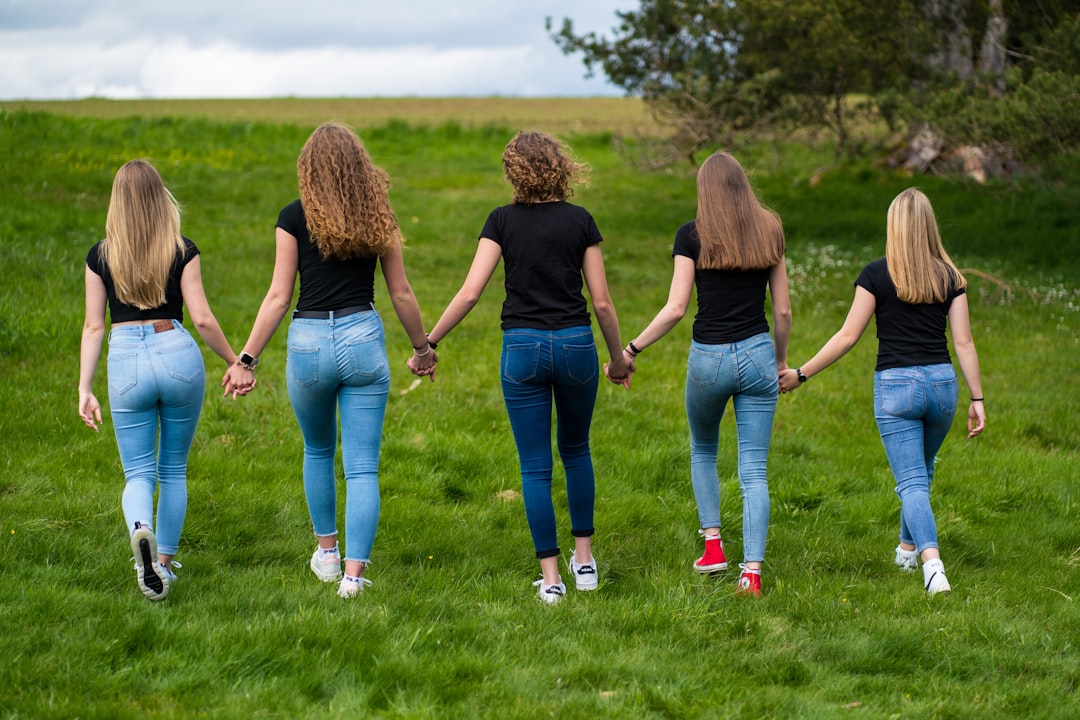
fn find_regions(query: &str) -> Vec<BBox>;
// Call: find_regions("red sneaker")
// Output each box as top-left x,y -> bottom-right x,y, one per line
736,564 -> 762,597
694,534 -> 728,573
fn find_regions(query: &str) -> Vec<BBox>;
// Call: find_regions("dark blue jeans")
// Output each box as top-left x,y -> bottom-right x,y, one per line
500,327 -> 599,559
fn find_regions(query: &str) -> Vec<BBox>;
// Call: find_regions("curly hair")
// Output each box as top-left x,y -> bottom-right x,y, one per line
502,131 -> 588,205
297,123 -> 400,260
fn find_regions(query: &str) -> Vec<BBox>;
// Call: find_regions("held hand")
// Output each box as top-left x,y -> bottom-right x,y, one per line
778,368 -> 801,394
221,365 -> 257,399
604,354 -> 634,389
79,391 -> 102,432
967,400 -> 986,438
408,350 -> 438,382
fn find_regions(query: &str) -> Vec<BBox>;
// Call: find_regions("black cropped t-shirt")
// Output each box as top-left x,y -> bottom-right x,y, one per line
86,237 -> 199,323
276,200 -> 378,312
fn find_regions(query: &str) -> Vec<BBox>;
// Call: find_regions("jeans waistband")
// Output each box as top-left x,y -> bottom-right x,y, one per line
292,305 -> 369,320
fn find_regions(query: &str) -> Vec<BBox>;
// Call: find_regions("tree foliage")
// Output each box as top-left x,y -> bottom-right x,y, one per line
550,0 -> 1080,169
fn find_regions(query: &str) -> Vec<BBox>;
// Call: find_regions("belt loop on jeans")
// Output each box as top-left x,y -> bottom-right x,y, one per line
292,305 -> 367,320
152,320 -> 174,333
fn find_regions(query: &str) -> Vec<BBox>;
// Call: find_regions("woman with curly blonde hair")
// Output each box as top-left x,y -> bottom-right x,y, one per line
224,123 -> 435,599
80,160 -> 240,601
420,131 -> 633,604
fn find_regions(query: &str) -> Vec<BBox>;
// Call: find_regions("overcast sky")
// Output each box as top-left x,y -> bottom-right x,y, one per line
0,1 -> 639,100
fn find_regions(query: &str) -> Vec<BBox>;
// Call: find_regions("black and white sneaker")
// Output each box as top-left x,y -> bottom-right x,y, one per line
568,552 -> 599,591
533,578 -> 566,604
130,522 -> 169,601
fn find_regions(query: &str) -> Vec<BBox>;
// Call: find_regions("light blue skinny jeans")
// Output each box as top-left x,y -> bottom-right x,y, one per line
500,326 -> 599,559
108,320 -> 205,556
685,332 -> 778,563
286,307 -> 389,564
874,363 -> 958,554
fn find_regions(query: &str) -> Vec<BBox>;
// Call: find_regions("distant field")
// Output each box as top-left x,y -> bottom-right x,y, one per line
0,96 -> 659,135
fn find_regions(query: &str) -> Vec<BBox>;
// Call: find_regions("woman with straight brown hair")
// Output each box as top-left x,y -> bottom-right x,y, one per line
80,159 -> 240,601
618,151 -> 791,596
780,187 -> 985,596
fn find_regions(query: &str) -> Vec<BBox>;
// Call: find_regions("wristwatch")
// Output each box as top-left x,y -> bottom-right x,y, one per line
796,368 -> 807,383
237,352 -> 259,371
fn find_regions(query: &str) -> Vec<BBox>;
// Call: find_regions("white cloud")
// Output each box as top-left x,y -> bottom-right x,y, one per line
0,1 -> 638,99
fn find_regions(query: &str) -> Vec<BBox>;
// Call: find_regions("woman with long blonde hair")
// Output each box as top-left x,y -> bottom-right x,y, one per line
780,187 -> 986,595
619,152 -> 791,596
79,159 -> 239,601
223,123 -> 435,599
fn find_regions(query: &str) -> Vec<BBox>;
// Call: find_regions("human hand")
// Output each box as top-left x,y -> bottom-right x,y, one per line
967,399 -> 986,438
221,365 -> 257,399
79,390 -> 102,432
604,353 -> 635,389
408,349 -> 438,382
778,368 -> 802,394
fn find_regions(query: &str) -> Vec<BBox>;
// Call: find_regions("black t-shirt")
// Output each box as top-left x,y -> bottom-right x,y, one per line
855,258 -> 965,371
86,237 -> 198,323
276,200 -> 378,312
480,201 -> 601,330
672,221 -> 772,344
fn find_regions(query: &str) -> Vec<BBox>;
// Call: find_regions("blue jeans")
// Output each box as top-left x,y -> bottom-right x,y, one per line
287,308 -> 389,563
874,363 -> 957,554
685,332 -> 778,563
500,327 -> 599,559
108,320 -> 205,555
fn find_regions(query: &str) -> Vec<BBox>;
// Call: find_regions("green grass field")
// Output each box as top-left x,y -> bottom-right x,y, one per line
1,103 -> 1078,719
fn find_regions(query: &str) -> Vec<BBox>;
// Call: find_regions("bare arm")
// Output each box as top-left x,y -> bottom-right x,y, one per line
426,238 -> 502,346
948,293 -> 986,437
626,254 -> 694,354
769,258 -> 793,370
582,244 -> 632,381
78,266 -> 107,431
380,240 -> 435,374
221,227 -> 297,395
779,286 -> 875,392
180,255 -> 237,367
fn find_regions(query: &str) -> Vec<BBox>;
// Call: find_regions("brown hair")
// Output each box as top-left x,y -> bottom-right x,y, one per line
502,131 -> 588,205
101,160 -> 186,309
694,152 -> 785,271
297,122 -> 400,259
886,188 -> 966,303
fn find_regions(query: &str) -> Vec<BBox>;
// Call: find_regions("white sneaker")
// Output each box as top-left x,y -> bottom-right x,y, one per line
894,545 -> 918,572
337,575 -> 373,599
923,559 -> 951,596
533,578 -> 566,604
568,552 -> 599,591
310,546 -> 343,582
130,522 -> 169,601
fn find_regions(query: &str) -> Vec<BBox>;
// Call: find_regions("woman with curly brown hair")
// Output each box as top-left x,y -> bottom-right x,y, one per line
419,131 -> 633,604
223,123 -> 435,599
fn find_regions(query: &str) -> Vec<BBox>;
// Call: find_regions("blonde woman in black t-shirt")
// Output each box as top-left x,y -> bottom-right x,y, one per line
619,152 -> 791,597
79,160 -> 240,601
420,131 -> 633,604
780,188 -> 985,596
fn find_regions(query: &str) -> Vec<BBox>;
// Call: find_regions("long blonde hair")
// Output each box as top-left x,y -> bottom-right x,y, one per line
297,122 -> 399,260
694,152 -> 784,270
886,188 -> 966,304
101,160 -> 185,310
502,131 -> 588,205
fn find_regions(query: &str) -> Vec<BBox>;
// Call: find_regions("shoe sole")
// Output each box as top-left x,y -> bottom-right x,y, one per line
694,562 -> 728,574
131,527 -> 169,601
